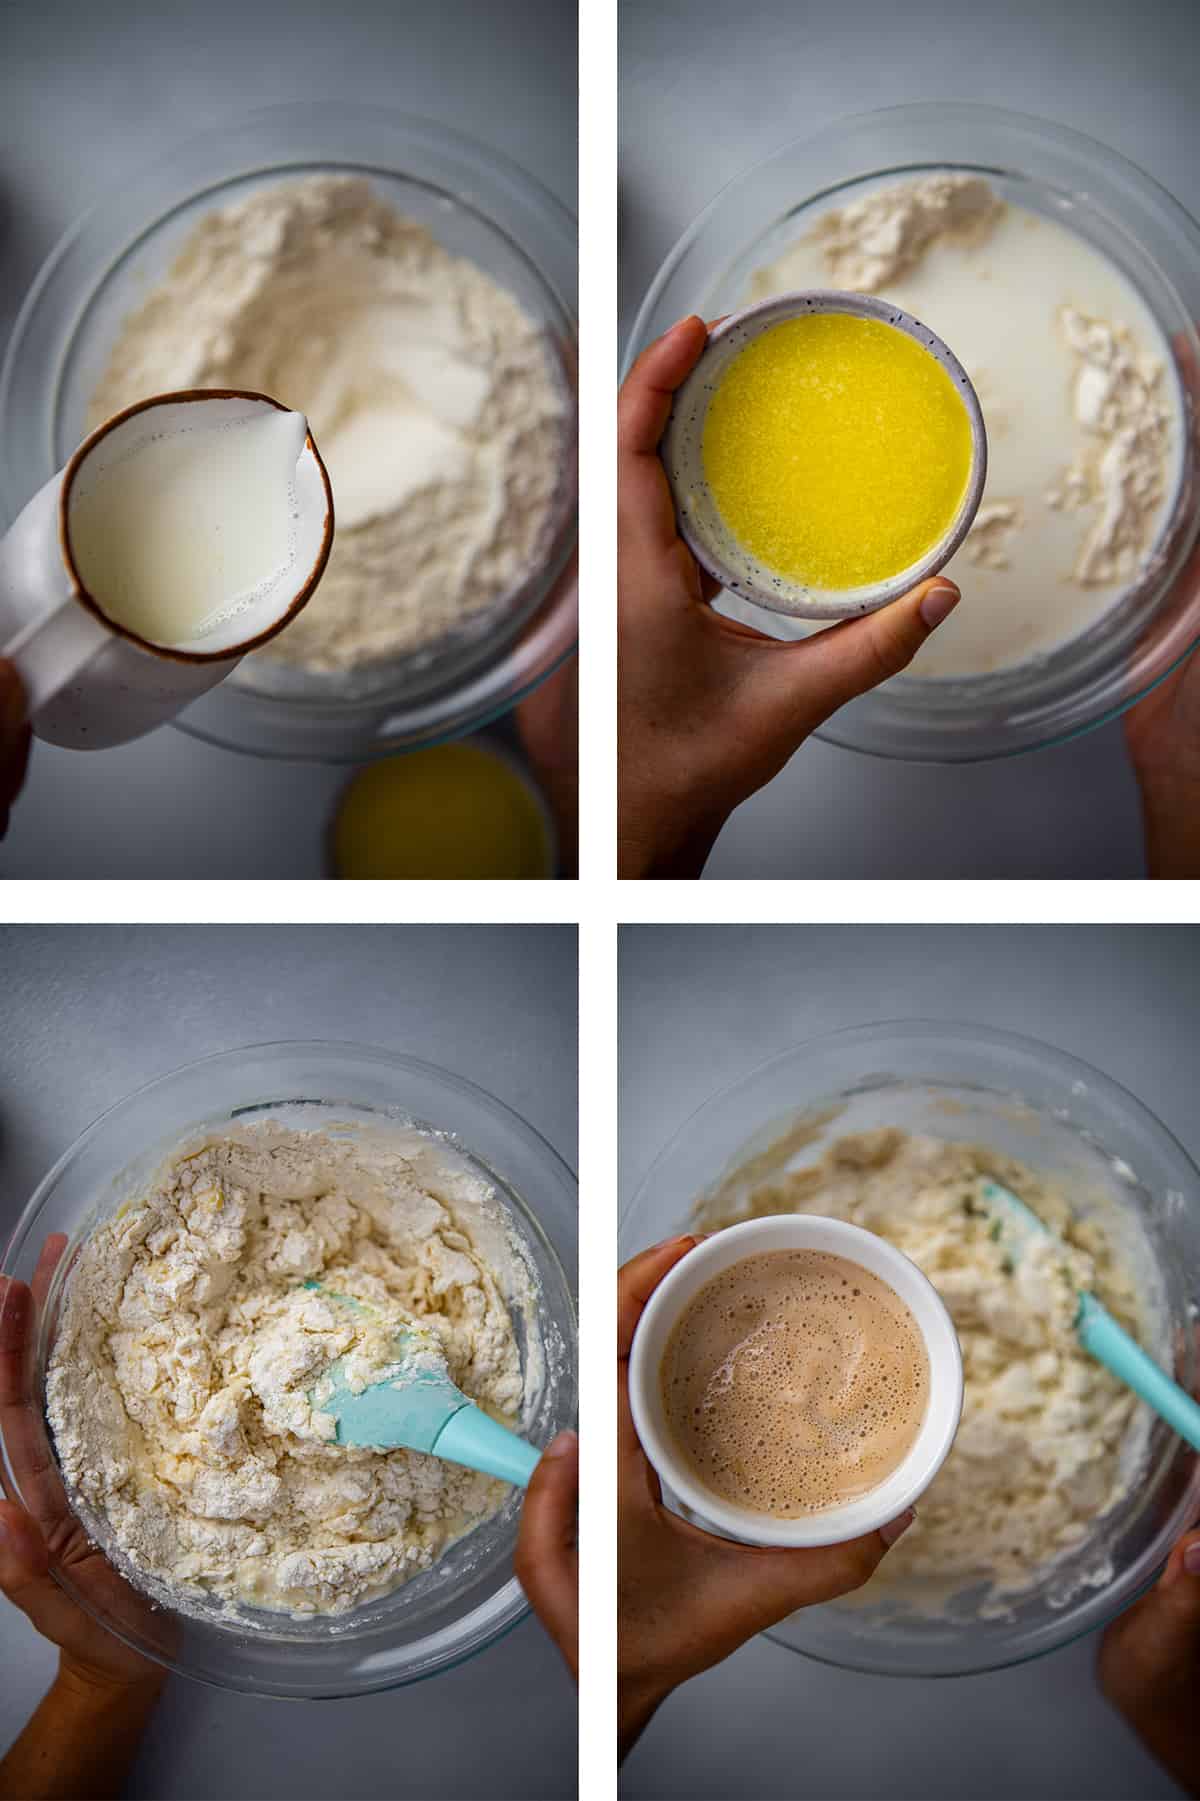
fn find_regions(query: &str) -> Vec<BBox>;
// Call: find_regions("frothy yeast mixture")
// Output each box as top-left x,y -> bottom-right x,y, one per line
661,1248 -> 929,1516
46,1123 -> 532,1618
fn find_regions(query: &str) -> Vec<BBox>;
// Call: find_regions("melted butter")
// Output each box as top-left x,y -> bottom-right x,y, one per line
332,744 -> 552,880
701,313 -> 973,590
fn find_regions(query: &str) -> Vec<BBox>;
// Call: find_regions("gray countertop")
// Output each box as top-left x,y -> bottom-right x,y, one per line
0,924 -> 578,1801
619,0 -> 1200,879
618,924 -> 1197,1799
0,0 -> 576,879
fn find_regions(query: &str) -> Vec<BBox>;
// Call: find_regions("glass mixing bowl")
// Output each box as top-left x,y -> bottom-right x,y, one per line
0,104 -> 578,761
619,1020 -> 1200,1677
625,104 -> 1200,762
0,1042 -> 577,1698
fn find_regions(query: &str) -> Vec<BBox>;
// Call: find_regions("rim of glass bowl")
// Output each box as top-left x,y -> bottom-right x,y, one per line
619,1018 -> 1200,1677
0,103 -> 579,764
625,103 -> 1200,762
0,1040 -> 578,1698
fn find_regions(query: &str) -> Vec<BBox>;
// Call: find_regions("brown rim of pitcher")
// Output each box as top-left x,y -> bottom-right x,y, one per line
57,389 -> 335,665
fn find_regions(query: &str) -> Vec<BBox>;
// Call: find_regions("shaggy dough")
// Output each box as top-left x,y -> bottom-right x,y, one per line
46,1124 -> 525,1616
697,1128 -> 1146,1613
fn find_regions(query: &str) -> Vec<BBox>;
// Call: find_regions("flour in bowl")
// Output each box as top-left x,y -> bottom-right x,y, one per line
696,1128 -> 1152,1616
89,176 -> 571,672
46,1122 -> 532,1617
748,174 -> 1185,677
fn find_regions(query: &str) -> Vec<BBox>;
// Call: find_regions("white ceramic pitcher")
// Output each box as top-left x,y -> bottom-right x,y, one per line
0,390 -> 333,750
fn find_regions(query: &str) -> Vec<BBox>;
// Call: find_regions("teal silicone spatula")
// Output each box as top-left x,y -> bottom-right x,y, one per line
304,1284 -> 539,1487
980,1179 -> 1200,1453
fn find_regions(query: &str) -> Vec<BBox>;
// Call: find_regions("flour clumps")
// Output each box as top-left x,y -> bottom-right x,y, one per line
46,1123 -> 528,1617
1046,306 -> 1172,586
962,501 -> 1021,571
89,175 -> 570,672
799,173 -> 1002,292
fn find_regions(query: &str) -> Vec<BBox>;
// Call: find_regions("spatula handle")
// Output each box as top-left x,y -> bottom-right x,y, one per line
432,1405 -> 542,1487
1077,1292 -> 1200,1452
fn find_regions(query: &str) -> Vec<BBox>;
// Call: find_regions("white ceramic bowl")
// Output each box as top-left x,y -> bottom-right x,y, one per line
628,1214 -> 963,1547
661,292 -> 986,621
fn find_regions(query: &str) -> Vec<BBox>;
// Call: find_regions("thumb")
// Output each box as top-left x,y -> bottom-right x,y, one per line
618,316 -> 709,458
762,577 -> 961,732
514,1430 -> 578,1679
0,1501 -> 51,1609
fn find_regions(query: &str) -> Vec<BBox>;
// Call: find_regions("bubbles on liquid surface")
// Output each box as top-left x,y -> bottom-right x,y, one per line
660,1249 -> 930,1516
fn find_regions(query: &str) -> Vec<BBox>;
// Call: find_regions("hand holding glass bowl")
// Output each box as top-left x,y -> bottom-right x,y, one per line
0,1042 -> 578,1699
625,104 -> 1200,765
619,1021 -> 1200,1680
616,313 -> 963,879
0,1235 -> 179,1682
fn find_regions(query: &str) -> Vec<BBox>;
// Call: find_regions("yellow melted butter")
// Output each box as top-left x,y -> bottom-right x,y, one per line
332,743 -> 552,880
702,313 -> 973,590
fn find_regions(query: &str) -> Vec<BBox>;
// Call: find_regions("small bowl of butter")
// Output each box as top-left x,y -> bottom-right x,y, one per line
661,291 -> 987,621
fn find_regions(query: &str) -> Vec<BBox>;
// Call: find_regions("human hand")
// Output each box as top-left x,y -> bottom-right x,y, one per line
1098,1524 -> 1200,1795
516,637 -> 579,879
617,316 -> 962,878
0,661 -> 31,841
617,1237 -> 912,1757
515,1429 -> 579,1679
0,1237 -> 171,1694
1123,325 -> 1200,879
1123,545 -> 1200,879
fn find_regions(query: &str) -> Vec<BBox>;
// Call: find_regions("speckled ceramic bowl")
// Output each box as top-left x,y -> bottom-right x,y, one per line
661,291 -> 987,621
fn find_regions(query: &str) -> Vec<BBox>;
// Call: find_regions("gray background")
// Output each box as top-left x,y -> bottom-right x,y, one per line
0,0 -> 576,878
619,924 -> 1198,1800
619,0 -> 1200,878
0,925 -> 577,1800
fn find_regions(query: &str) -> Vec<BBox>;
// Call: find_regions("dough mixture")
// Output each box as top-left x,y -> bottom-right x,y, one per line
746,173 -> 1185,677
46,1124 -> 527,1616
89,176 -> 570,672
696,1128 -> 1148,1614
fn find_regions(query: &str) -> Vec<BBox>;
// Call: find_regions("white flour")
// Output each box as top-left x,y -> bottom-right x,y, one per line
803,173 -> 1003,291
697,1129 -> 1150,1617
1049,306 -> 1173,585
89,176 -> 569,672
46,1123 -> 529,1617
